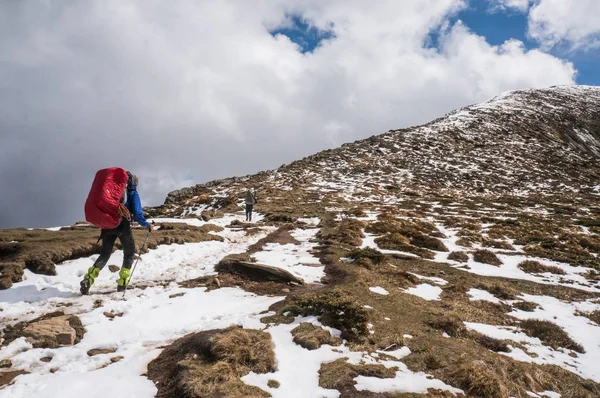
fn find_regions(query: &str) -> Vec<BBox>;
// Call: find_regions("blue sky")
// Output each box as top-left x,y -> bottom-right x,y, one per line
271,3 -> 599,86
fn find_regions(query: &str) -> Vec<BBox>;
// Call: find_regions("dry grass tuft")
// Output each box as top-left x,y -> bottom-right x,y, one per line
449,360 -> 509,398
410,233 -> 448,252
518,260 -> 566,275
427,313 -> 467,338
447,251 -> 469,263
512,301 -> 538,312
520,319 -> 584,353
473,249 -> 502,266
247,224 -> 299,253
318,219 -> 365,247
472,333 -> 511,353
455,237 -> 475,247
283,291 -> 369,342
291,323 -> 342,350
347,247 -> 385,268
424,354 -> 444,370
374,233 -> 435,259
477,283 -> 518,300
0,262 -> 24,289
148,326 -> 274,398
267,379 -> 280,388
319,358 -> 397,392
576,310 -> 600,325
482,239 -> 515,250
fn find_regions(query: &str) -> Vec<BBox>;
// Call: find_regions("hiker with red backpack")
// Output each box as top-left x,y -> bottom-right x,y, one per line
81,168 -> 153,295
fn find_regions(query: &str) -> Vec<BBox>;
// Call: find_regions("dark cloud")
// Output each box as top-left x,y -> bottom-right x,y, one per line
0,1 -> 575,228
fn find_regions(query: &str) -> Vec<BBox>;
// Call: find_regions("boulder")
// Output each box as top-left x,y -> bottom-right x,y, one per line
21,315 -> 81,348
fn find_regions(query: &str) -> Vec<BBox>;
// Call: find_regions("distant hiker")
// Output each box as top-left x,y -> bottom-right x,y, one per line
81,170 -> 153,295
244,189 -> 258,222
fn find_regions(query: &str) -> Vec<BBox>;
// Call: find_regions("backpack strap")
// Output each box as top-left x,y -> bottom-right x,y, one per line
118,202 -> 132,222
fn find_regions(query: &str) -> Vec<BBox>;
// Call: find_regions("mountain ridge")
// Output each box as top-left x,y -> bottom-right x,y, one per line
159,84 -> 600,215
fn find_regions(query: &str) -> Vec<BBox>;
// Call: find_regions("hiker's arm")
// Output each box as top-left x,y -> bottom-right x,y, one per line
130,191 -> 151,228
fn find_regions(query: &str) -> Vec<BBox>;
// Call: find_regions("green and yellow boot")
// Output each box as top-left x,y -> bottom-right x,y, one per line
80,266 -> 101,295
116,268 -> 131,292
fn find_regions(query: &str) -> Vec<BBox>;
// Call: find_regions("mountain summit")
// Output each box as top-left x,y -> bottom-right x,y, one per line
160,85 -> 600,217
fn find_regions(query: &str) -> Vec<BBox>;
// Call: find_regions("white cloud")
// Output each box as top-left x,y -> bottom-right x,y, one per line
488,0 -> 531,13
527,0 -> 600,49
0,0 -> 576,227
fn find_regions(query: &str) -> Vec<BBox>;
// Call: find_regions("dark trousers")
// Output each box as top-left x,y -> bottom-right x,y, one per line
93,220 -> 135,270
245,204 -> 254,221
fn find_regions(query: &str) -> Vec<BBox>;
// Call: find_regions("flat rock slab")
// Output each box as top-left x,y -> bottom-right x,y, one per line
0,370 -> 28,388
87,348 -> 117,357
23,315 -> 76,347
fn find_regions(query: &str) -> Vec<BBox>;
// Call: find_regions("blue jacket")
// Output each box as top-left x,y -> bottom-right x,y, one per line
127,189 -> 151,228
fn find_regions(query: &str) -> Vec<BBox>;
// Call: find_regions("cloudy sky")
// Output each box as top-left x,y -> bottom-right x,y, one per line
1,0 -> 599,228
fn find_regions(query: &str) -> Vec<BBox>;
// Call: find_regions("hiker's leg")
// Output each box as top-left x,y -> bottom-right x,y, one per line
81,230 -> 117,294
90,231 -> 118,273
245,204 -> 251,221
249,204 -> 253,221
117,222 -> 136,289
119,222 -> 136,270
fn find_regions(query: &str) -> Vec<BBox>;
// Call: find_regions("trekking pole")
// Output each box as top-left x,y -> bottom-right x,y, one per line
122,230 -> 151,298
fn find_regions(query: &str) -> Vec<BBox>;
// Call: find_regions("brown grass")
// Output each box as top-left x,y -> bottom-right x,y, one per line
427,313 -> 467,338
247,224 -> 299,253
0,225 -> 222,288
449,360 -> 510,398
319,358 -> 397,393
477,283 -> 518,300
447,251 -> 469,263
512,301 -> 538,312
473,249 -> 502,266
283,291 -> 369,342
472,333 -> 511,353
148,326 -> 274,398
318,219 -> 365,247
424,354 -> 444,370
576,310 -> 600,325
409,233 -> 448,252
482,239 -> 515,250
291,323 -> 342,350
347,247 -> 385,268
374,233 -> 435,259
518,260 -> 566,275
455,237 -> 474,247
0,262 -> 23,289
520,319 -> 584,353
267,379 -> 280,388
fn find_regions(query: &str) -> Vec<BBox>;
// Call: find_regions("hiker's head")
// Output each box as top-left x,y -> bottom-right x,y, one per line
127,172 -> 139,191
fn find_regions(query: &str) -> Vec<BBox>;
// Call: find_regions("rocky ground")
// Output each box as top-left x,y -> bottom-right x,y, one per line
1,85 -> 600,397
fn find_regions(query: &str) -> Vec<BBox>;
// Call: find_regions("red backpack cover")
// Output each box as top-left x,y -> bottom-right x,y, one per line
84,167 -> 129,229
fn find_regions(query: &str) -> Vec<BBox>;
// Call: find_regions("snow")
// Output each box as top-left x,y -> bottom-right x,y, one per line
408,272 -> 448,286
361,232 -> 419,258
0,214 -> 286,398
403,284 -> 442,301
369,286 -> 390,295
465,294 -> 600,383
243,316 -> 462,397
252,227 -> 324,283
0,287 -> 282,398
467,288 -> 502,304
433,226 -> 600,293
